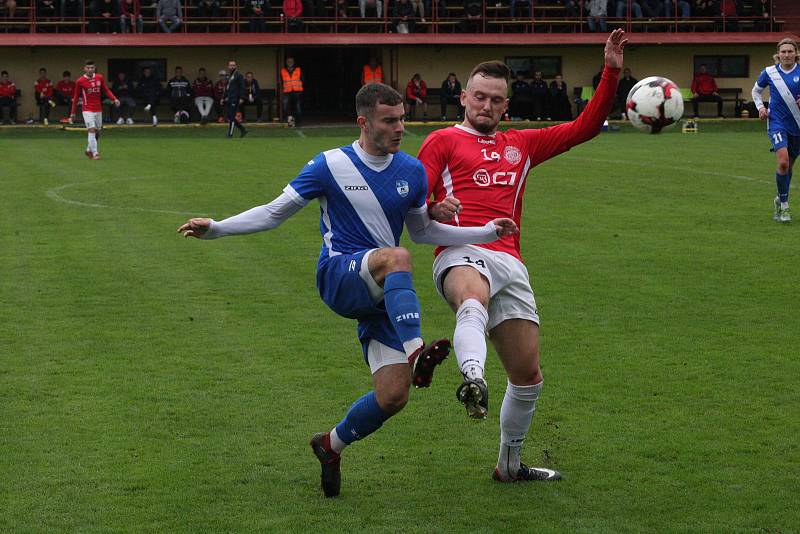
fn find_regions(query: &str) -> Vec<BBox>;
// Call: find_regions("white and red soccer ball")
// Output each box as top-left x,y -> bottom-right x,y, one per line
626,76 -> 684,134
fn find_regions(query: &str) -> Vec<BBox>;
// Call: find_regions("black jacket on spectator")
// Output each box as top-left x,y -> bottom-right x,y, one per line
549,80 -> 572,121
245,78 -> 261,101
168,76 -> 192,99
138,74 -> 163,104
441,78 -> 461,100
112,77 -> 134,98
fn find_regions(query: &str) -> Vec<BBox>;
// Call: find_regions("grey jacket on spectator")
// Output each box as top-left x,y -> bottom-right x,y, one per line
157,0 -> 180,18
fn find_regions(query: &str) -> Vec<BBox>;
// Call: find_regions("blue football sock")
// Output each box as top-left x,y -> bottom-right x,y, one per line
334,391 -> 391,445
383,271 -> 422,348
777,172 -> 791,204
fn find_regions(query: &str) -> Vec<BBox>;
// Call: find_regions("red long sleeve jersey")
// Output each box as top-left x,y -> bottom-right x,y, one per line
418,66 -> 619,261
71,73 -> 116,115
35,78 -> 54,98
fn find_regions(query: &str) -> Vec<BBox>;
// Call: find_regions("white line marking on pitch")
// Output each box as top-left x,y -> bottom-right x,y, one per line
294,129 -> 306,138
46,177 -> 201,216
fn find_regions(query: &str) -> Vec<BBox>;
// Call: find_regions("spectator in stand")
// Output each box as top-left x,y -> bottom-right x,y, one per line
510,0 -> 530,19
335,0 -> 347,18
60,0 -> 81,18
548,74 -> 572,121
112,71 -> 136,124
281,56 -> 303,126
214,69 -> 227,122
615,0 -> 643,19
719,0 -> 736,31
359,0 -> 382,18
197,0 -> 221,18
640,0 -> 660,17
461,0 -> 482,32
410,0 -> 424,22
168,66 -> 192,123
754,0 -> 770,31
563,0 -> 582,18
244,0 -> 269,32
691,64 -> 723,118
616,67 -> 637,118
440,72 -> 463,121
138,66 -> 162,126
530,71 -> 549,120
663,0 -> 690,18
0,71 -> 17,124
54,70 -> 76,114
38,0 -> 57,18
193,67 -> 214,124
120,0 -> 143,32
586,0 -> 606,32
283,0 -> 303,31
361,58 -> 383,85
34,67 -> 56,125
404,73 -> 427,120
157,0 -> 182,32
241,71 -> 263,122
692,0 -> 713,16
2,0 -> 18,19
90,0 -> 119,33
509,72 -> 532,120
393,0 -> 416,33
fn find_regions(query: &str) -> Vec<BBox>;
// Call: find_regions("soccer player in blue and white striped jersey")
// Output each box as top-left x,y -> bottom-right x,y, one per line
178,83 -> 518,497
752,38 -> 800,223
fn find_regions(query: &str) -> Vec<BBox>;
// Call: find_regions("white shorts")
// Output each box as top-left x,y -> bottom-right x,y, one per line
432,244 -> 539,331
82,111 -> 103,130
366,339 -> 407,374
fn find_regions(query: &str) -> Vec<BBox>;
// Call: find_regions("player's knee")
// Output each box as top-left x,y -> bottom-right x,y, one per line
378,387 -> 409,415
385,247 -> 413,273
777,157 -> 791,174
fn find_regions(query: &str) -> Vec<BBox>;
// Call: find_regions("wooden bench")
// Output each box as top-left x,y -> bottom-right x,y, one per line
681,87 -> 743,117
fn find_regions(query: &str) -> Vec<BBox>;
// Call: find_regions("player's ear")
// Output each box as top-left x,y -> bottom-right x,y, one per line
357,115 -> 368,131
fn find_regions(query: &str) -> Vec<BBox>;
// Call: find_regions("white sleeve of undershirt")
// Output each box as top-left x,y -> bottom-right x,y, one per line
752,81 -> 766,111
202,188 -> 308,239
404,205 -> 498,246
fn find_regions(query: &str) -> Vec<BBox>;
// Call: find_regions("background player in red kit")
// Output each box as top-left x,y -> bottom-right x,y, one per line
418,29 -> 627,483
70,60 -> 119,160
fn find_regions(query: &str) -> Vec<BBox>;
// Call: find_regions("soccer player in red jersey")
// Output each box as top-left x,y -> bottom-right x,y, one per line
34,67 -> 56,125
70,60 -> 119,160
418,29 -> 627,483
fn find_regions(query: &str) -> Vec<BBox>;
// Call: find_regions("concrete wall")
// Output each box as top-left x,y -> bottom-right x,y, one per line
1,42 -> 778,119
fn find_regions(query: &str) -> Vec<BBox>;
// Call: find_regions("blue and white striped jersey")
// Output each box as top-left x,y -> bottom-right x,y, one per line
756,63 -> 800,136
283,141 -> 428,268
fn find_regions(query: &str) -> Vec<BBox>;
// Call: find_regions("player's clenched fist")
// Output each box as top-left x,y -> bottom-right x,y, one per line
491,218 -> 519,237
178,217 -> 212,238
428,196 -> 462,222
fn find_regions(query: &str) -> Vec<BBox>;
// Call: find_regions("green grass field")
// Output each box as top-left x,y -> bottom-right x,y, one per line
2,122 -> 798,533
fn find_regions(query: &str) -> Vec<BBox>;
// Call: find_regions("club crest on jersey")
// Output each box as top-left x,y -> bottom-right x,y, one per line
396,180 -> 409,197
504,146 -> 522,165
473,169 -> 491,187
794,76 -> 800,83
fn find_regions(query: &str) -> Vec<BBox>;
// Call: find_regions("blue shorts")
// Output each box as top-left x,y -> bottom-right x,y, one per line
317,251 -> 402,361
768,129 -> 800,159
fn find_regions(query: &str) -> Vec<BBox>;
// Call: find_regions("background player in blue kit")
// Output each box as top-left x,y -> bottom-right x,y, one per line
177,83 -> 518,498
752,38 -> 800,223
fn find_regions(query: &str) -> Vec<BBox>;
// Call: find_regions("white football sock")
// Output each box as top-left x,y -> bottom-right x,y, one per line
781,202 -> 789,210
402,338 -> 424,360
329,427 -> 347,454
497,380 -> 542,479
454,299 -> 488,380
87,132 -> 98,155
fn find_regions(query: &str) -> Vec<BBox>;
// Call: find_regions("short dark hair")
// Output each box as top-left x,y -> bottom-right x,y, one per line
39,67 -> 46,72
199,67 -> 206,72
467,60 -> 510,87
1,71 -> 7,76
63,70 -> 71,76
245,71 -> 254,76
175,66 -> 182,71
85,60 -> 95,66
356,83 -> 403,118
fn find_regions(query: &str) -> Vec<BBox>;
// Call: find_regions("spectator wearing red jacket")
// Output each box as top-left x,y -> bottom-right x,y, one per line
404,73 -> 427,121
719,0 -> 737,31
214,70 -> 227,122
120,0 -> 143,33
54,70 -> 76,110
0,70 -> 17,124
34,67 -> 56,124
691,63 -> 723,118
283,0 -> 303,32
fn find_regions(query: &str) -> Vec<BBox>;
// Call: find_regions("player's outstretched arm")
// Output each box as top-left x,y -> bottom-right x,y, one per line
177,190 -> 307,240
405,208 -> 517,246
604,28 -> 628,70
